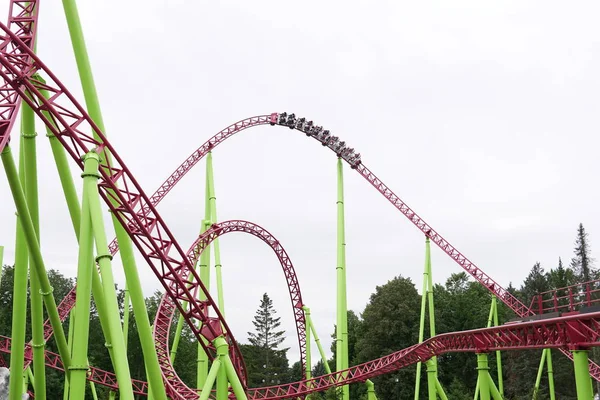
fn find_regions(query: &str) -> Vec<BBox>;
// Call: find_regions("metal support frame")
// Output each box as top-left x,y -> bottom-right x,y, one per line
336,158 -> 349,400
60,2 -> 166,397
415,237 -> 447,400
2,145 -> 72,382
573,350 -> 593,400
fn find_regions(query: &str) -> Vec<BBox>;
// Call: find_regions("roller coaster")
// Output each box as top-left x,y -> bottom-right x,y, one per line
0,1 -> 599,399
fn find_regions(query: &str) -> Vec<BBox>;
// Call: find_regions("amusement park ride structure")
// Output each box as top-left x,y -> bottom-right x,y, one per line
1,1 -> 600,400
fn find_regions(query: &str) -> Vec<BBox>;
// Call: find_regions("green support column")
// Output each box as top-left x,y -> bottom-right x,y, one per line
533,349 -> 547,399
207,152 -> 226,314
414,238 -> 429,399
366,380 -> 377,400
63,308 -> 76,400
67,154 -> 96,399
60,3 -> 166,397
123,287 -> 130,351
476,354 -> 491,400
336,158 -> 349,400
213,337 -> 248,400
7,144 -> 29,400
426,360 -> 437,400
475,295 -> 503,400
491,296 -> 503,397
303,306 -> 332,376
304,307 -> 313,381
572,350 -> 593,400
22,93 -> 46,400
198,154 -> 214,388
85,151 -> 134,399
415,237 -> 444,400
547,349 -> 556,400
2,146 -> 72,376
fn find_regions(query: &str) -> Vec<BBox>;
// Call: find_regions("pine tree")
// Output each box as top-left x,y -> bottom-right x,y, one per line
248,293 -> 286,352
570,223 -> 596,283
547,257 -> 576,309
244,293 -> 289,387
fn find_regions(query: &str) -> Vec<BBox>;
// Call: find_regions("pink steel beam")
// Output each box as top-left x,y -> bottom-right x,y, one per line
247,311 -> 600,399
0,0 -> 39,151
0,23 -> 247,387
4,312 -> 600,399
154,220 -> 306,399
1,9 -> 598,394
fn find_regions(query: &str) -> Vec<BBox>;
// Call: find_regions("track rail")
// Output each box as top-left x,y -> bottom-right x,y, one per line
0,334 -> 150,396
3,312 -> 600,398
0,21 -> 248,387
154,220 -> 306,399
2,8 -> 600,396
0,0 -> 39,151
247,311 -> 600,399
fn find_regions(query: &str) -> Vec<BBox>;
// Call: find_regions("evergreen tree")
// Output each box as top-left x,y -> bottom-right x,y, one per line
547,258 -> 576,309
521,262 -> 549,304
570,223 -> 596,283
248,293 -> 286,352
244,293 -> 290,387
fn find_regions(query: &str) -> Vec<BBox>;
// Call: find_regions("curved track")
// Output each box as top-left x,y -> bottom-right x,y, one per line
0,21 -> 248,387
1,7 -> 600,398
2,311 -> 600,398
154,220 -> 306,398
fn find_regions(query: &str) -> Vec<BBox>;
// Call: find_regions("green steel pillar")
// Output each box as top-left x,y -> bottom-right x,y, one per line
197,155 -> 213,388
336,158 -> 349,400
199,359 -> 222,400
414,241 -> 429,399
6,144 -> 29,400
426,360 -> 437,400
22,92 -> 47,400
67,153 -> 97,399
415,237 -> 442,400
572,350 -> 593,400
366,380 -> 377,400
303,306 -> 332,376
547,349 -> 556,400
123,287 -> 130,351
533,349 -> 547,400
85,151 -> 134,399
3,146 -> 72,376
60,3 -> 166,397
213,337 -> 248,400
63,308 -> 76,400
207,152 -> 226,314
476,354 -> 491,400
304,307 -> 313,381
491,296 -> 503,396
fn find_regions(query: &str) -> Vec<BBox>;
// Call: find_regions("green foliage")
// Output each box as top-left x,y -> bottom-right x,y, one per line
242,293 -> 291,387
354,276 -> 421,399
571,223 -> 596,283
0,220 -> 597,400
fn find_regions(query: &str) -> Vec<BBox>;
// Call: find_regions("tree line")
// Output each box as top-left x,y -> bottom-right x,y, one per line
0,223 -> 595,399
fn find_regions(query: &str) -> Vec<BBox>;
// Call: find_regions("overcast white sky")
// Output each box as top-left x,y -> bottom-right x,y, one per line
1,1 -> 600,366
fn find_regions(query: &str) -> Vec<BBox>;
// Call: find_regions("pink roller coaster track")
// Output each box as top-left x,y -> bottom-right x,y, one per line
0,3 -> 599,398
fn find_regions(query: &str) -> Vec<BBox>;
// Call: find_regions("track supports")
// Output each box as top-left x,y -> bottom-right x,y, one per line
532,349 -> 556,400
67,152 -> 98,399
573,350 -> 594,400
474,295 -> 504,400
60,2 -> 166,397
475,354 -> 503,400
2,145 -> 72,383
336,158 -> 349,400
414,236 -> 446,400
21,102 -> 47,400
